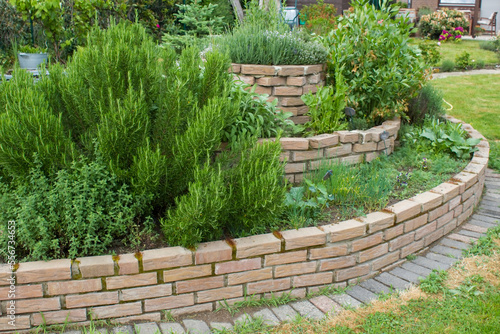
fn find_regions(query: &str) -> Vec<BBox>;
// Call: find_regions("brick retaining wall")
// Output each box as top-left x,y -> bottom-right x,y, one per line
0,116 -> 489,332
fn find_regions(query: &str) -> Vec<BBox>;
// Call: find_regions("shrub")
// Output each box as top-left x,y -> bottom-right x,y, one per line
418,41 -> 441,66
441,59 -> 455,72
300,0 -> 337,36
0,0 -> 29,51
406,84 -> 446,125
438,26 -> 464,42
455,51 -> 472,70
323,0 -> 429,123
419,9 -> 470,40
474,59 -> 485,69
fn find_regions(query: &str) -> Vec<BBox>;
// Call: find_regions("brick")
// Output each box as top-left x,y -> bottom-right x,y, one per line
291,149 -> 324,162
247,278 -> 291,294
47,279 -> 101,296
91,301 -> 142,319
279,105 -> 308,116
321,220 -> 366,243
304,64 -> 324,74
334,264 -> 370,282
451,172 -> 478,189
117,253 -> 139,275
436,211 -> 454,228
265,250 -> 307,266
16,259 -> 72,284
358,243 -> 388,263
294,272 -> 332,287
336,131 -> 360,143
341,154 -> 366,165
106,272 -> 156,290
16,297 -> 60,314
372,251 -> 400,271
409,192 -> 443,212
275,262 -> 316,278
197,286 -> 243,303
458,207 -> 473,225
285,162 -> 306,173
428,203 -> 449,221
443,219 -> 458,235
389,232 -> 415,251
280,137 -> 309,150
0,284 -> 42,300
448,195 -> 462,211
363,212 -> 395,233
462,184 -> 476,202
235,233 -> 281,258
235,75 -> 255,85
280,97 -> 305,106
32,309 -> 87,326
385,224 -> 404,240
353,142 -> 377,153
286,76 -> 307,86
462,195 -> 475,211
115,313 -> 162,324
415,221 -> 437,240
303,84 -> 319,94
176,276 -> 224,294
274,86 -> 303,96
309,244 -> 348,260
308,134 -> 339,149
66,291 -> 118,308
231,63 -> 241,73
464,161 -> 486,174
404,214 -> 428,232
385,200 -> 421,223
377,139 -> 393,150
281,227 -> 326,250
352,233 -> 383,252
454,204 -> 463,217
228,268 -> 273,285
195,240 -> 232,265
400,239 -> 424,258
0,265 -> 12,286
121,284 -> 172,302
307,74 -> 322,84
0,315 -> 30,331
319,256 -> 356,271
215,258 -> 261,275
365,152 -> 380,162
144,294 -> 194,312
265,287 -> 307,299
278,65 -> 305,76
78,255 -> 115,278
430,182 -> 461,202
290,115 -> 309,125
169,304 -> 213,317
241,64 -> 276,75
142,247 -> 192,271
257,76 -> 286,86
253,85 -> 273,95
164,264 -> 211,283
324,143 -> 352,157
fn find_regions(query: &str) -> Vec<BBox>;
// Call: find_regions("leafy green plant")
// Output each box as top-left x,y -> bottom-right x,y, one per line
302,70 -> 349,135
299,0 -> 338,36
441,59 -> 455,72
216,291 -> 298,316
455,51 -> 472,70
18,44 -> 47,53
419,9 -> 470,40
406,83 -> 446,125
418,42 -> 441,66
474,59 -> 485,69
419,269 -> 449,294
0,0 -> 29,52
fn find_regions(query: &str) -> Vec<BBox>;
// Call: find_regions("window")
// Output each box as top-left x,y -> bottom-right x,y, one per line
439,0 -> 476,4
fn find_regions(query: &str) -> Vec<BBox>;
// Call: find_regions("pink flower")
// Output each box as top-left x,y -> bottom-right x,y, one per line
156,24 -> 160,28
377,20 -> 383,24
455,26 -> 464,32
455,34 -> 462,39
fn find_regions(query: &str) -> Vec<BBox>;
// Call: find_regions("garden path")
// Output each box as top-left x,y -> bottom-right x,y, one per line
56,169 -> 500,334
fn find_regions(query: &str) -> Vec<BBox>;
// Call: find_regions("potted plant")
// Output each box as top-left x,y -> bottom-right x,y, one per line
17,44 -> 48,69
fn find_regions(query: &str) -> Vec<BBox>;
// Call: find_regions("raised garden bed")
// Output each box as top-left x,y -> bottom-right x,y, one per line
1,116 -> 489,331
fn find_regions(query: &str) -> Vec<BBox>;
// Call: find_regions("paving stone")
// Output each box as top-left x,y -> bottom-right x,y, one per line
375,273 -> 412,291
182,319 -> 211,334
426,252 -> 457,266
346,285 -> 378,304
159,323 -> 185,334
111,326 -> 134,334
290,300 -> 325,320
96,328 -> 108,334
440,238 -> 470,250
470,217 -> 498,227
429,245 -> 463,259
330,293 -> 363,308
135,322 -> 161,334
412,256 -> 451,271
62,331 -> 82,334
478,207 -> 500,217
401,262 -> 432,277
480,199 -> 499,207
210,322 -> 233,331
360,279 -> 392,295
390,267 -> 422,283
271,305 -> 299,322
234,313 -> 252,326
458,230 -> 484,239
252,308 -> 280,326
309,295 -> 343,315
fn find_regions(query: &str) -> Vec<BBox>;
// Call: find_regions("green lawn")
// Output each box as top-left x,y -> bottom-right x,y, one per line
410,38 -> 500,66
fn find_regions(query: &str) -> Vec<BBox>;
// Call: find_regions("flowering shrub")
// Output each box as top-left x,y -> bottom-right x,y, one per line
419,9 -> 469,40
300,0 -> 337,36
439,27 -> 463,42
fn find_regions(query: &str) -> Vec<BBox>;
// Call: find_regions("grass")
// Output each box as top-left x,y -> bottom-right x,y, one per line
432,74 -> 500,171
410,38 -> 500,67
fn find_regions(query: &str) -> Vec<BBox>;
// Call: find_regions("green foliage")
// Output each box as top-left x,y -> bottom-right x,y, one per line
474,59 -> 485,69
464,225 -> 500,257
455,51 -> 472,70
479,36 -> 500,54
418,42 -> 441,66
420,269 -> 449,294
174,0 -> 225,37
302,70 -> 349,135
403,118 -> 480,159
489,142 -> 500,172
0,0 -> 29,52
441,59 -> 455,72
300,0 -> 337,36
216,291 -> 298,316
17,44 -> 47,53
0,155 -> 139,261
406,84 -> 446,126
419,9 -> 470,40
322,0 -> 429,123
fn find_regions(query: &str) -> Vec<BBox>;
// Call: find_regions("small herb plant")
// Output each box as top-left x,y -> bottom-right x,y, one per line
455,51 -> 473,70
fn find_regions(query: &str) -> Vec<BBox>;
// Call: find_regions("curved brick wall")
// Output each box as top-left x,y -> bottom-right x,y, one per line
0,116 -> 489,332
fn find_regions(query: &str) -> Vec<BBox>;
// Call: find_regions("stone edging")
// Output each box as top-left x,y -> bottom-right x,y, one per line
0,116 -> 489,332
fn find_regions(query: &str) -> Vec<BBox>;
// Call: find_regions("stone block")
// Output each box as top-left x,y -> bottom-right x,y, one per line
195,241 -> 232,265
308,134 -> 339,149
228,268 -> 273,285
142,247 -> 192,271
257,76 -> 286,86
274,86 -> 303,96
324,143 -> 352,157
247,278 -> 291,294
32,309 -> 87,326
176,276 -> 224,294
293,272 -> 332,288
215,258 -> 261,275
278,65 -> 306,76
144,294 -> 194,312
280,137 -> 309,150
197,286 -> 243,303
385,200 -> 421,223
363,212 -> 395,233
291,149 -> 323,162
352,233 -> 383,252
66,291 -> 118,308
275,262 -> 317,278
279,97 -> 305,106
320,220 -> 366,242
16,297 -> 60,314
265,250 -> 307,266
286,76 -> 307,86
400,239 -> 424,258
384,224 -> 404,240
120,284 -> 173,302
0,284 -> 42,300
389,232 -> 415,251
334,264 -> 370,282
409,191 -> 443,212
319,256 -> 356,271
106,272 -> 157,290
91,301 -> 142,319
353,142 -> 377,153
358,243 -> 389,263
336,131 -> 360,143
47,279 -> 101,296
235,233 -> 281,258
371,251 -> 400,271
241,65 -> 276,75
16,259 -> 72,284
164,264 -> 211,283
117,253 -> 139,275
280,227 -> 326,250
430,182 -> 461,202
309,244 -> 348,260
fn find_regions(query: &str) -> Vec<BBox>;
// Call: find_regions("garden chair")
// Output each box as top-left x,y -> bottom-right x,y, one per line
477,12 -> 497,36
